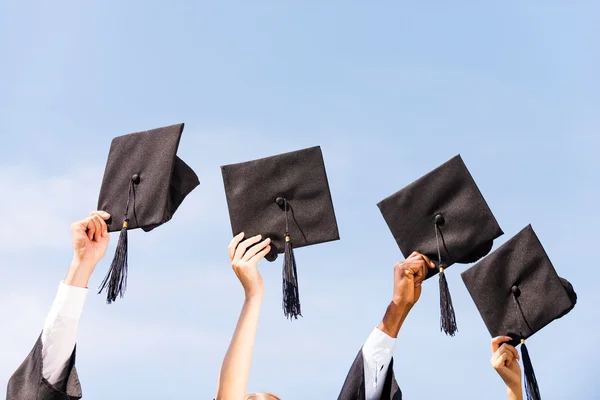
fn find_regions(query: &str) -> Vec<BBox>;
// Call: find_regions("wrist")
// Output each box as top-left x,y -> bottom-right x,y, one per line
64,261 -> 94,288
379,300 -> 412,338
391,296 -> 415,310
244,291 -> 264,303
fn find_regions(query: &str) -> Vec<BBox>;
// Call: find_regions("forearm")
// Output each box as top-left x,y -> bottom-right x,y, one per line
216,295 -> 263,400
377,300 -> 412,338
64,260 -> 94,288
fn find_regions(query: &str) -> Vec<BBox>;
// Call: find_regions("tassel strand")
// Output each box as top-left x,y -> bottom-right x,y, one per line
98,221 -> 129,303
435,219 -> 458,336
521,339 -> 541,400
98,176 -> 136,303
438,266 -> 457,336
282,235 -> 301,319
280,197 -> 302,319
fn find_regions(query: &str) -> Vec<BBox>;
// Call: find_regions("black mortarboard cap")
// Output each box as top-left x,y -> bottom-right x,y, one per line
221,146 -> 340,319
377,155 -> 504,335
97,123 -> 200,303
461,225 -> 577,400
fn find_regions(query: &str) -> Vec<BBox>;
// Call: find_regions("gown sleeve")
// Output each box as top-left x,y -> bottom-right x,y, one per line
6,334 -> 82,400
337,348 -> 402,400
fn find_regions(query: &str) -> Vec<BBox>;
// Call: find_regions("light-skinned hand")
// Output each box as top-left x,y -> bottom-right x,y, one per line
65,211 -> 111,288
228,232 -> 271,299
490,336 -> 523,399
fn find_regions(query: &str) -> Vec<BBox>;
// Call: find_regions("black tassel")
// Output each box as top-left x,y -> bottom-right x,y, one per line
438,265 -> 457,336
282,235 -> 302,319
434,216 -> 457,336
98,221 -> 129,303
521,339 -> 541,400
98,175 -> 137,304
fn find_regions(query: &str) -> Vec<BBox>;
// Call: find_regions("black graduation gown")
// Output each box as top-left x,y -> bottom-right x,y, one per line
337,348 -> 402,400
6,334 -> 82,400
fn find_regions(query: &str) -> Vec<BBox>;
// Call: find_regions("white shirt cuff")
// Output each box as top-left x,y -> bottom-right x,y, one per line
363,327 -> 396,360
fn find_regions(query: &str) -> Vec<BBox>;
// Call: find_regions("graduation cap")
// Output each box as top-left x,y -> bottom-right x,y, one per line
97,123 -> 200,303
377,155 -> 503,336
461,225 -> 577,400
221,146 -> 340,319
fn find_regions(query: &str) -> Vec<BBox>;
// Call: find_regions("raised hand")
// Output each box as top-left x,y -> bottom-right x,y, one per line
65,211 -> 111,288
216,233 -> 273,400
392,251 -> 436,307
377,251 -> 436,338
490,336 -> 523,400
228,232 -> 271,299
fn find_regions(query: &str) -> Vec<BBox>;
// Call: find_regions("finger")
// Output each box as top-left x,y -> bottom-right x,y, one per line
90,212 -> 109,238
496,353 -> 510,368
86,213 -> 100,240
93,214 -> 107,241
234,234 -> 262,261
91,214 -> 103,242
420,253 -> 436,269
403,260 -> 425,279
491,336 -> 512,353
242,238 -> 271,261
90,211 -> 110,224
498,346 -> 514,367
501,343 -> 520,361
85,216 -> 96,241
96,210 -> 111,220
228,232 -> 245,261
401,263 -> 417,279
505,352 -> 514,367
413,261 -> 428,285
249,245 -> 271,264
97,215 -> 109,239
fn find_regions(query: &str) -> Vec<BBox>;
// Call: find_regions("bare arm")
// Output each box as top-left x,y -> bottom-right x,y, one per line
42,211 -> 111,385
215,233 -> 271,400
377,301 -> 412,339
216,295 -> 263,399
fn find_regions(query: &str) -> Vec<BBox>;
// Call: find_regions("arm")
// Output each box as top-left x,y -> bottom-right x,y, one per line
41,211 -> 110,386
7,211 -> 110,400
363,252 -> 435,400
490,336 -> 523,400
215,233 -> 272,400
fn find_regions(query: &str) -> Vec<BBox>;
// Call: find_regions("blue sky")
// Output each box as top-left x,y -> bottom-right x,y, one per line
1,2 -> 598,399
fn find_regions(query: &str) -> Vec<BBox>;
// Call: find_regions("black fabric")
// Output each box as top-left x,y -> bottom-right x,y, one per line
377,155 -> 503,279
221,146 -> 340,261
461,224 -> 577,346
6,334 -> 81,400
97,123 -> 199,233
337,349 -> 402,400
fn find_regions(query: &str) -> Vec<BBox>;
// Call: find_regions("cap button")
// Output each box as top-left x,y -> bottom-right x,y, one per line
511,285 -> 520,296
131,174 -> 141,184
434,214 -> 445,226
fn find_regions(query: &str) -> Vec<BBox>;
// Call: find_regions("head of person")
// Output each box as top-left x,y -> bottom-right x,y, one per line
245,393 -> 280,400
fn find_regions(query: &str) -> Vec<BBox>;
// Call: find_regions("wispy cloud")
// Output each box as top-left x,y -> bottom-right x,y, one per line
0,165 -> 103,251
